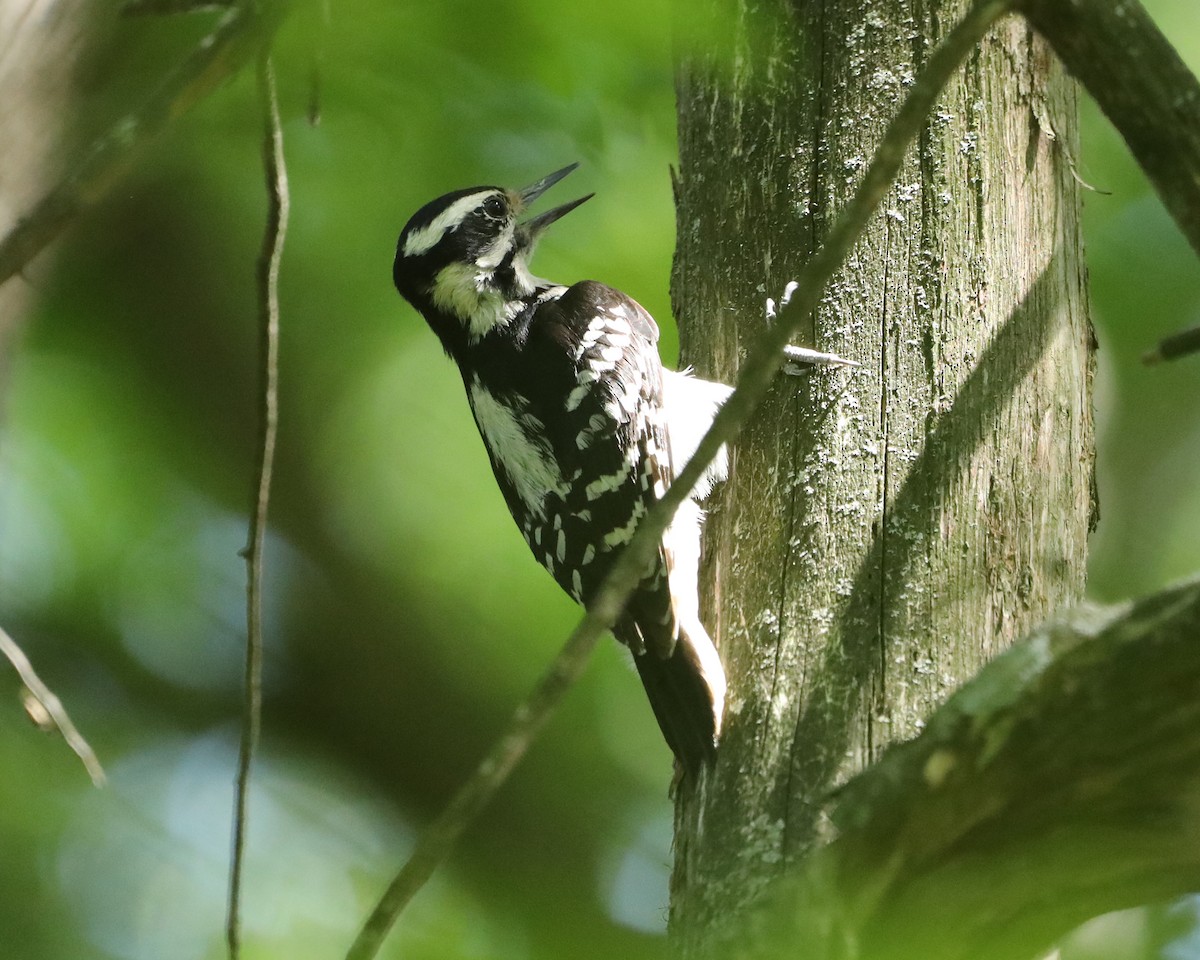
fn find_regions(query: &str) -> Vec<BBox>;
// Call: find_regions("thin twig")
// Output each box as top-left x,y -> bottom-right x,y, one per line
1143,324 -> 1200,364
0,624 -> 105,786
343,2 -> 1014,958
344,612 -> 609,960
120,0 -> 233,15
0,0 -> 286,287
226,49 -> 287,960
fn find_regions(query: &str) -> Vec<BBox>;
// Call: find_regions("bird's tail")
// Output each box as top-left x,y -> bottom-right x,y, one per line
625,618 -> 726,776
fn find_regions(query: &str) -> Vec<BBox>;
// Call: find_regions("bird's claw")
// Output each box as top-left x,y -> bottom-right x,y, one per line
766,280 -> 860,374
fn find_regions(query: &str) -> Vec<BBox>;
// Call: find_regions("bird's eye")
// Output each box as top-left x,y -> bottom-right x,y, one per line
482,195 -> 507,219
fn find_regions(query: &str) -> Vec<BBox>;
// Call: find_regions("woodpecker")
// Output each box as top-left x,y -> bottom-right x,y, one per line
393,164 -> 853,774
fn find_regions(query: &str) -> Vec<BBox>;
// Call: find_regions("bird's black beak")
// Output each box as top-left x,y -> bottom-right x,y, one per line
519,163 -> 593,235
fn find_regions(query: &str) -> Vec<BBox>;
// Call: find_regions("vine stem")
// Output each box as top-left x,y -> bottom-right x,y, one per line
226,48 -> 288,960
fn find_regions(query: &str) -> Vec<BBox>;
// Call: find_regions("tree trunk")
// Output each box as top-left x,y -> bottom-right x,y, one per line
0,0 -> 86,392
669,1 -> 1095,953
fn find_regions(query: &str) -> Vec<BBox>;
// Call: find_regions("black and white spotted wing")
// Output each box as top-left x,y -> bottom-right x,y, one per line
466,280 -> 681,659
535,282 -> 678,650
395,174 -> 730,773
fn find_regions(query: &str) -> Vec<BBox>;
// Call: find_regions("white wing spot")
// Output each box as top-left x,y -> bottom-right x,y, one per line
566,384 -> 589,412
585,356 -> 618,375
584,460 -> 634,501
617,385 -> 640,415
566,369 -> 602,412
602,501 -> 647,548
575,412 -> 609,450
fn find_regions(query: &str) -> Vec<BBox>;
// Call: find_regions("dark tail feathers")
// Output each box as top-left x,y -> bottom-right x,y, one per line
631,633 -> 720,776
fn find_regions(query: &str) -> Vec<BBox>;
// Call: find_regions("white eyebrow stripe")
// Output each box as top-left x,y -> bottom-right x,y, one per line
402,190 -> 496,256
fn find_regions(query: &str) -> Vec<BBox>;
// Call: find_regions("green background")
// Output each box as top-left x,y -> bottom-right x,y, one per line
1,2 -> 1198,957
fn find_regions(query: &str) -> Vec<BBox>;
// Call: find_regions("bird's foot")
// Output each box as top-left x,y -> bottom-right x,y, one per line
765,281 -> 861,375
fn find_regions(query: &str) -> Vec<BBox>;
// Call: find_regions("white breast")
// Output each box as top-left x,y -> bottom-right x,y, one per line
467,379 -> 565,518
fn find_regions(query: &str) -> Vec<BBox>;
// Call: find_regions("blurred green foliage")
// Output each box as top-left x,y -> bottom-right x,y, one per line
0,1 -> 1197,958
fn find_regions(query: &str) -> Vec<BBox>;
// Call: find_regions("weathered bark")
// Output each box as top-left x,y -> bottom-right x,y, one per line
669,1 -> 1094,953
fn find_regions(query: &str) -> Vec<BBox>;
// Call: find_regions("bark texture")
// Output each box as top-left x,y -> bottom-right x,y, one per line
669,2 -> 1094,952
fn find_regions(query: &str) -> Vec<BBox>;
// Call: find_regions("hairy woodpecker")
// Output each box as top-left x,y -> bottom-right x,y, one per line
393,164 -> 852,774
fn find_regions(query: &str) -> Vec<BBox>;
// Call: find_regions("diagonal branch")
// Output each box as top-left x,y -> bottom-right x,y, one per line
1015,0 -> 1200,261
0,0 -> 286,287
343,2 -> 1015,957
749,575 -> 1200,960
1144,323 -> 1200,364
226,47 -> 288,960
344,616 -> 607,960
0,624 -> 105,786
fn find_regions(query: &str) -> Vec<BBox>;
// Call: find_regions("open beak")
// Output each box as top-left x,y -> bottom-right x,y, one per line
518,163 -> 593,235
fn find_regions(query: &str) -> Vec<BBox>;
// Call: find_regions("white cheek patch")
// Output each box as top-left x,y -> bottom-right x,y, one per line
475,222 -> 516,269
510,251 -> 543,297
402,190 -> 497,256
431,261 -> 488,313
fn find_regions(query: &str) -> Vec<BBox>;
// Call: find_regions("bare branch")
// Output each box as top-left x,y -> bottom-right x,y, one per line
344,611 -> 609,960
120,0 -> 234,15
1144,324 -> 1200,364
0,1 -> 286,287
226,48 -> 287,960
1015,0 -> 1200,261
344,2 -> 1015,957
0,624 -> 105,786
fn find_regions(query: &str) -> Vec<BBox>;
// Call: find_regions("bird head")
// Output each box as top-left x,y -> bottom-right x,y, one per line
394,163 -> 592,345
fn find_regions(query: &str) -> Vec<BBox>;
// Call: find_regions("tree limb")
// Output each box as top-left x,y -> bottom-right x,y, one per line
1144,324 -> 1200,364
746,575 -> 1200,960
0,0 -> 286,287
1015,0 -> 1200,261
